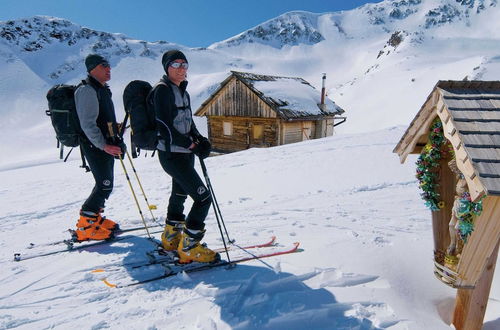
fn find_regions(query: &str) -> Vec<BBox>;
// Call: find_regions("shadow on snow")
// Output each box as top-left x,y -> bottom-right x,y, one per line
114,237 -> 381,330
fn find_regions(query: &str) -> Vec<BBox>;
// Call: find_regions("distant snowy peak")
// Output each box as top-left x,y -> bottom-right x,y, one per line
211,0 -> 498,49
2,16 -> 128,53
361,0 -> 497,28
209,11 -> 324,49
0,16 -> 177,82
0,16 -> 174,56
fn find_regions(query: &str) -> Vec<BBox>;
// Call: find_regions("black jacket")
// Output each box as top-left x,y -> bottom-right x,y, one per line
86,76 -> 118,143
153,76 -> 202,155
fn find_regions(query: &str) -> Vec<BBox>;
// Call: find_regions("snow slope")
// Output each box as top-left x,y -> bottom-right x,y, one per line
0,127 -> 498,329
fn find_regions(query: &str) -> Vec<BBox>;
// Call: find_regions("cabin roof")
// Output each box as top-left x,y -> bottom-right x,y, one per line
195,71 -> 345,120
394,80 -> 500,198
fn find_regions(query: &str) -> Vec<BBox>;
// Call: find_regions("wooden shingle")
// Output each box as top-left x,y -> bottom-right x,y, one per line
394,80 -> 500,197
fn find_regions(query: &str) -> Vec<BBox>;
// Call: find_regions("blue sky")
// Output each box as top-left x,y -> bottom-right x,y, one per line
0,0 -> 382,47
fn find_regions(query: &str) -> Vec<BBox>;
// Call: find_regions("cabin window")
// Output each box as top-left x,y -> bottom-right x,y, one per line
223,121 -> 233,136
253,125 -> 264,140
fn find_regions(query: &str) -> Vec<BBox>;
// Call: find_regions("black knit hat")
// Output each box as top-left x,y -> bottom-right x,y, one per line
161,50 -> 188,72
85,54 -> 109,72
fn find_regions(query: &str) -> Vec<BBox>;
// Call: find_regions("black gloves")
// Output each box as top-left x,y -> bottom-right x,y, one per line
191,137 -> 211,159
118,139 -> 127,154
112,137 -> 127,159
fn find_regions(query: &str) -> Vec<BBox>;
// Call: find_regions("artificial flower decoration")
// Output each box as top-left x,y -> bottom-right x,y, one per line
415,118 -> 449,211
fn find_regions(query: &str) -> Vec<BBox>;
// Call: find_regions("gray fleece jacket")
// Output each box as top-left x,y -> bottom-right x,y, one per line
75,84 -> 106,149
74,76 -> 117,150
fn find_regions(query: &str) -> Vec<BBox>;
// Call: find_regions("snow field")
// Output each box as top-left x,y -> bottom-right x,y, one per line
1,127 -> 499,329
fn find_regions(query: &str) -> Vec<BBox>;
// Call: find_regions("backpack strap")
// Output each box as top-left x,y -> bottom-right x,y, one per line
79,145 -> 90,172
80,79 -> 101,101
131,137 -> 138,158
151,81 -> 168,95
61,144 -> 89,172
63,147 -> 73,162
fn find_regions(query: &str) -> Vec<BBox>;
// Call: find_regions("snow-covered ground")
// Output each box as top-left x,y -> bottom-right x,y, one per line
1,127 -> 498,329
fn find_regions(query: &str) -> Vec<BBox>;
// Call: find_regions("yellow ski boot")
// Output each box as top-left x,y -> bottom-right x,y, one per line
177,228 -> 220,264
161,220 -> 185,251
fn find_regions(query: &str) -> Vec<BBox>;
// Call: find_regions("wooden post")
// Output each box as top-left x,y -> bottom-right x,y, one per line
452,239 -> 499,329
432,157 -> 456,264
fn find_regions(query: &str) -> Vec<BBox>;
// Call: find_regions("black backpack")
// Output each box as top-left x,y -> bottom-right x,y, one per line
46,81 -> 90,171
46,84 -> 83,148
123,80 -> 158,158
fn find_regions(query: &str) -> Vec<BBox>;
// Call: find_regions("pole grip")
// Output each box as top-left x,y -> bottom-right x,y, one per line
119,113 -> 129,138
107,122 -> 115,139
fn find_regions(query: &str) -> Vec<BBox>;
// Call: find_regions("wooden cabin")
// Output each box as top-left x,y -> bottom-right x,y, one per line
394,80 -> 500,329
194,71 -> 346,153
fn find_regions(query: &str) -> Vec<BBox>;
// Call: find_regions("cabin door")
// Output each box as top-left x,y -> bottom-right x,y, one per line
250,123 -> 265,146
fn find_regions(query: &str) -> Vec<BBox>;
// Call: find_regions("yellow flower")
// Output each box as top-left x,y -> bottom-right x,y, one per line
438,201 -> 445,209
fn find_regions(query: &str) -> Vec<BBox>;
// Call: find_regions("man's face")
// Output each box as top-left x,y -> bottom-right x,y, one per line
167,59 -> 188,85
90,63 -> 111,84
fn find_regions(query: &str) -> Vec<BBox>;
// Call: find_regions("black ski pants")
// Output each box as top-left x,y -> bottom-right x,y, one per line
81,142 -> 115,213
158,151 -> 211,231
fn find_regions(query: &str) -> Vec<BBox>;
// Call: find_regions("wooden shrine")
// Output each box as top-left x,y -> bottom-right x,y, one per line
394,80 -> 500,329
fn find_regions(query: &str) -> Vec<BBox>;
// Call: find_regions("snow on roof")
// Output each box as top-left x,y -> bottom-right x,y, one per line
232,71 -> 344,120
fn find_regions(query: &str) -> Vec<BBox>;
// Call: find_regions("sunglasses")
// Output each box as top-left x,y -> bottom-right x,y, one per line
100,62 -> 110,68
170,62 -> 189,69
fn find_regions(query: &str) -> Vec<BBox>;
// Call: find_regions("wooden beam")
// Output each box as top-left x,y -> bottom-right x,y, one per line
456,197 -> 500,287
399,105 -> 438,162
437,102 -> 487,201
432,156 -> 456,263
395,89 -> 441,162
453,239 -> 499,330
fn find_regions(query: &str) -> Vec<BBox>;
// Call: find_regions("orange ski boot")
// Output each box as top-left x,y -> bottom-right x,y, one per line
97,209 -> 119,231
79,210 -> 119,231
74,212 -> 113,241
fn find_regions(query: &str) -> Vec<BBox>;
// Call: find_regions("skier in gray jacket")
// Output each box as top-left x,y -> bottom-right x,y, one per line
73,54 -> 123,241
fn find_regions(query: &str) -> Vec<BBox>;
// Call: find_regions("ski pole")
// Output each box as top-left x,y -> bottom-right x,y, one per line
124,149 -> 159,224
198,157 -> 234,266
118,113 -> 158,224
199,158 -> 233,243
107,123 -> 151,239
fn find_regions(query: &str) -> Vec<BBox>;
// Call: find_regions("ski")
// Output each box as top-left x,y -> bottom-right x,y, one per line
25,223 -> 163,249
101,242 -> 301,288
91,236 -> 278,272
215,235 -> 276,252
154,235 -> 277,256
13,226 -> 163,262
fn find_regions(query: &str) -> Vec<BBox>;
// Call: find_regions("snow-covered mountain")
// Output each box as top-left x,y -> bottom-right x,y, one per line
209,11 -> 326,49
0,0 -> 499,169
211,0 -> 499,48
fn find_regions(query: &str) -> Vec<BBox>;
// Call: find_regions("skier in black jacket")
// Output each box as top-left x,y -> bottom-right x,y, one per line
154,50 -> 217,263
